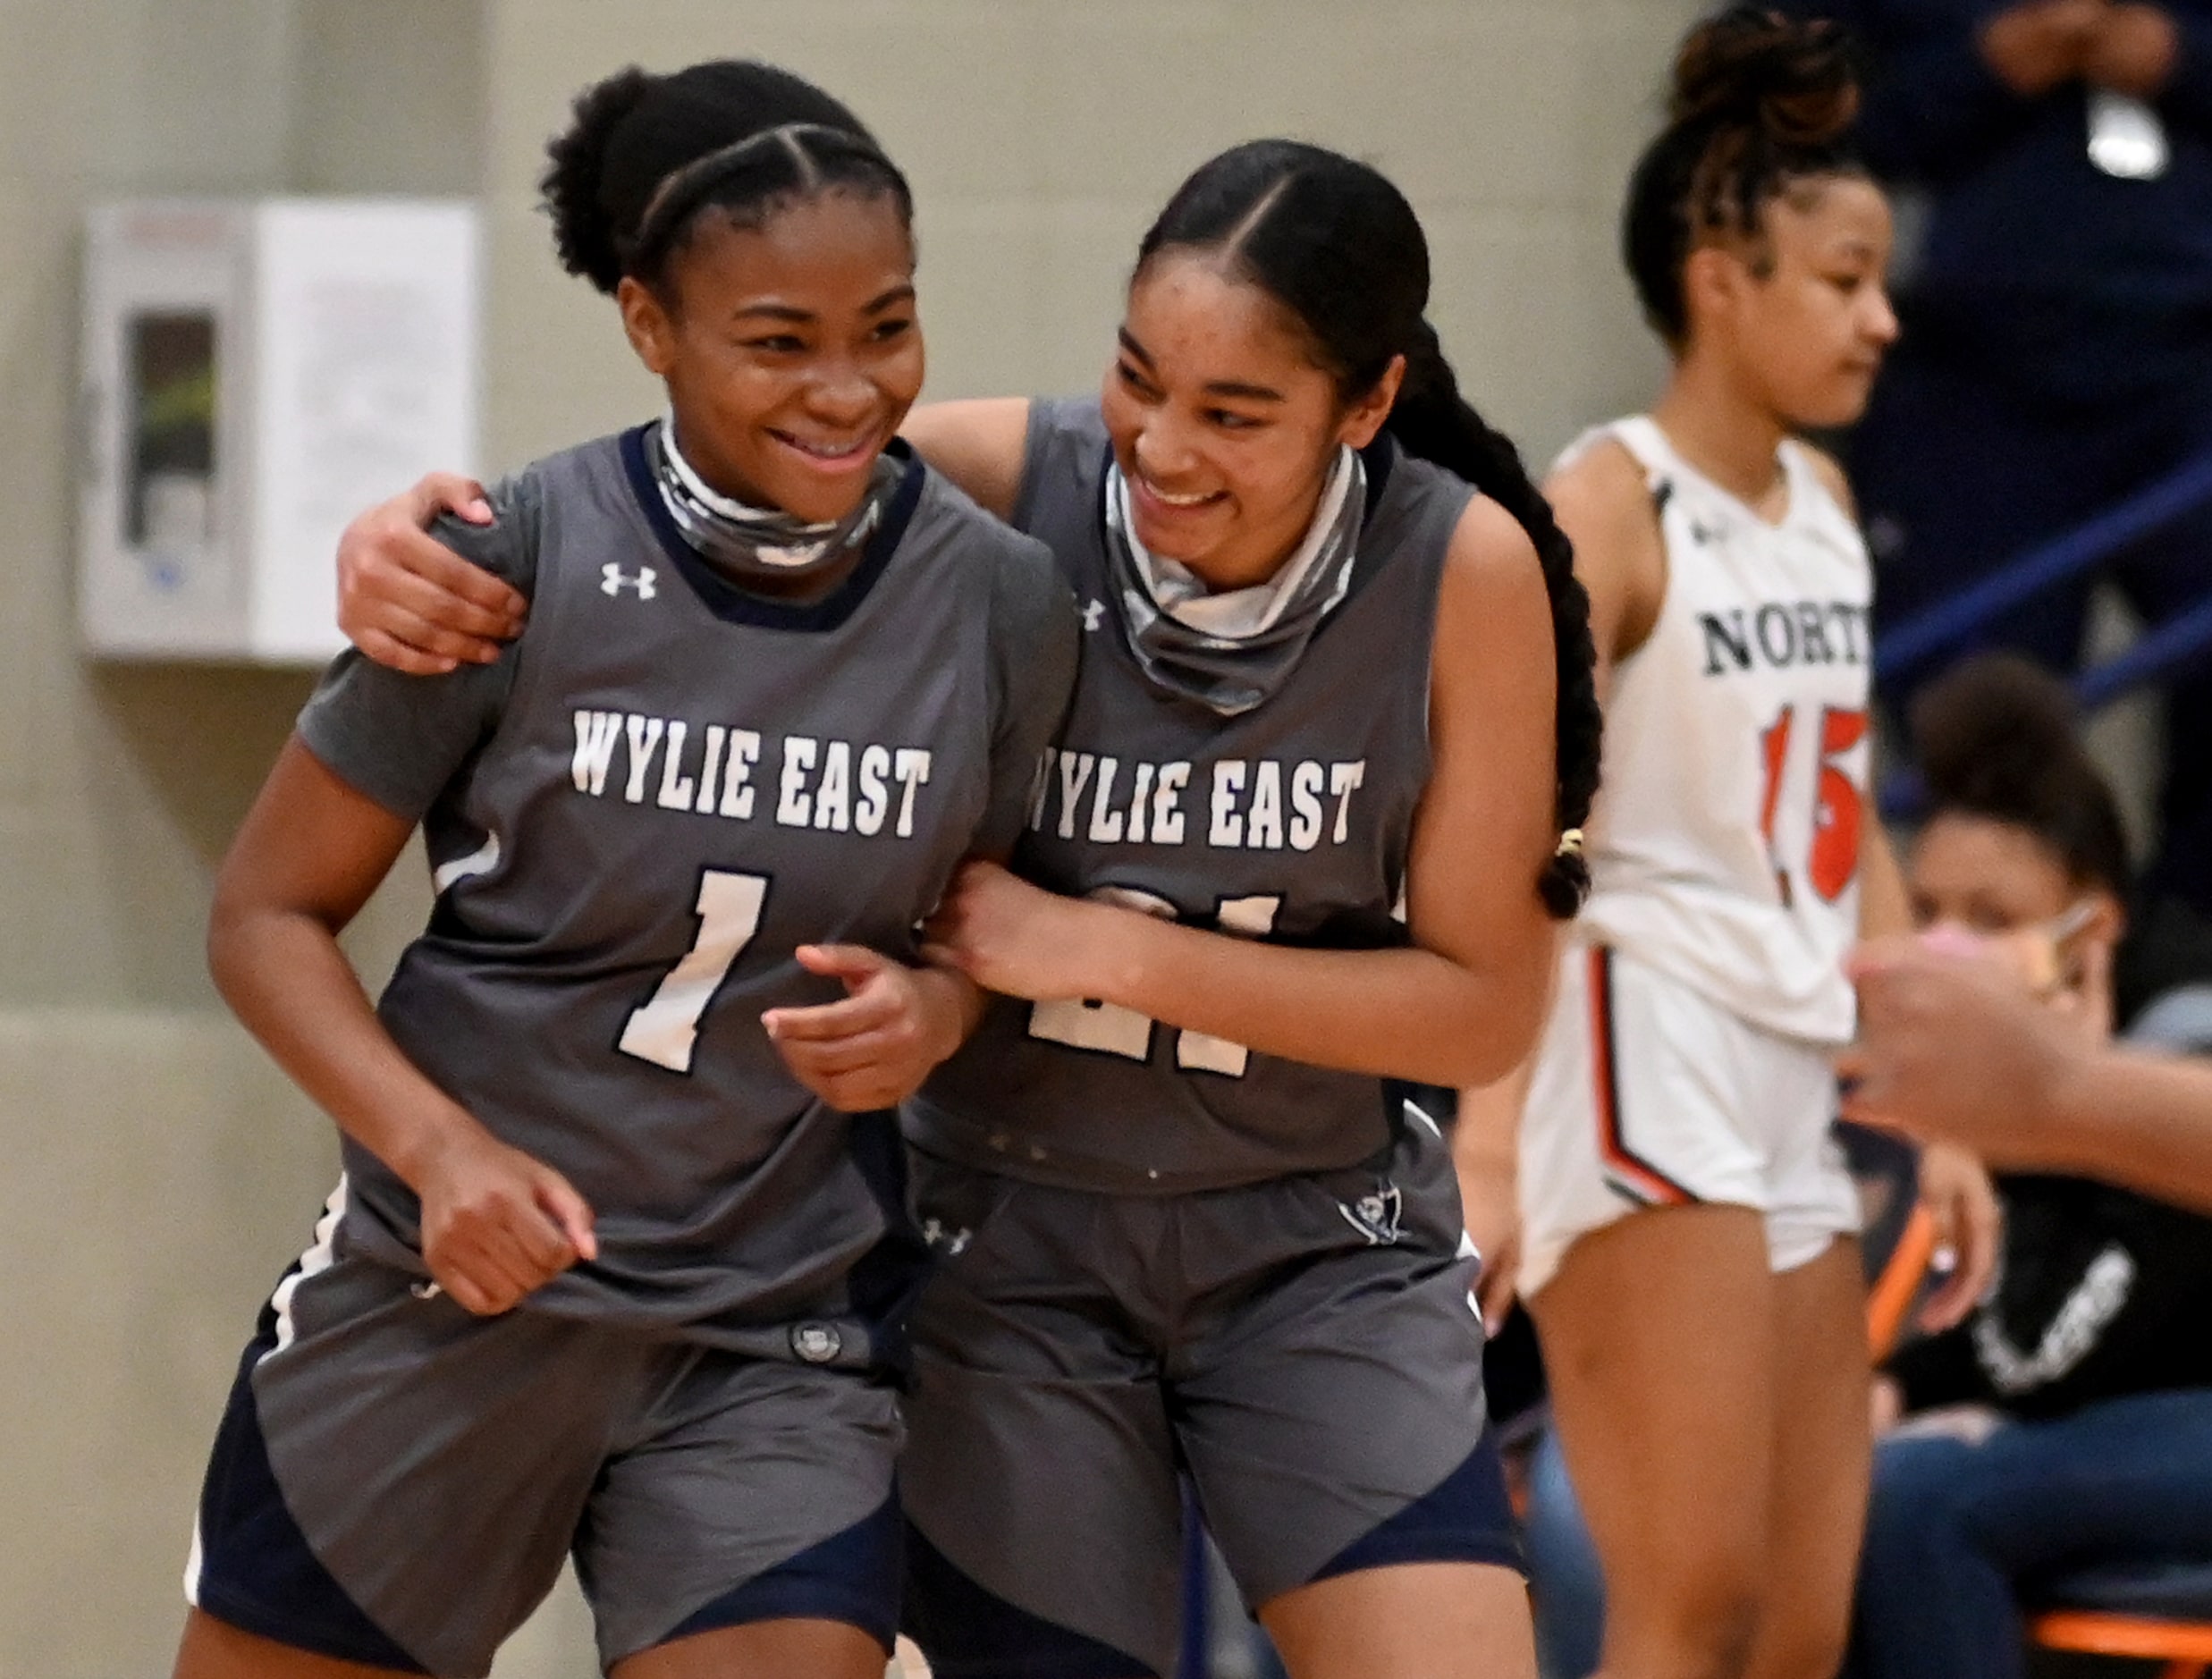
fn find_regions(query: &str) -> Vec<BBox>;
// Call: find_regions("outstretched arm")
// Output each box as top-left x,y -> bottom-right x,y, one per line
334,400 -> 1039,673
1845,937 -> 2212,1212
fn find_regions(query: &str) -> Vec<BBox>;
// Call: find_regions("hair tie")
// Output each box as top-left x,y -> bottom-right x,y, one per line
1554,828 -> 1585,860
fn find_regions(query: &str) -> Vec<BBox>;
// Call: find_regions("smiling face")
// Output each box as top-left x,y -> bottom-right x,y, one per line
618,188 -> 924,524
1098,252 -> 1399,590
1687,173 -> 1898,430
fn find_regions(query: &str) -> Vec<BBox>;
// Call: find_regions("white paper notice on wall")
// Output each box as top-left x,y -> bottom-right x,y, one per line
80,198 -> 480,664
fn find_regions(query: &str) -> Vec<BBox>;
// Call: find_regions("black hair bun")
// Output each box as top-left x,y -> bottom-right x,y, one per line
543,65 -> 659,292
540,60 -> 883,296
1671,5 -> 1859,148
1913,653 -> 2087,810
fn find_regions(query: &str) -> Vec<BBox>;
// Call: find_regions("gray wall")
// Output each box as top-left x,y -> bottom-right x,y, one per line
0,3 -> 1699,1673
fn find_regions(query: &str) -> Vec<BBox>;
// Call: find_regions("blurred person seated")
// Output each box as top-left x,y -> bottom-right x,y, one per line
1777,0 -> 2212,919
1849,654 -> 2212,1679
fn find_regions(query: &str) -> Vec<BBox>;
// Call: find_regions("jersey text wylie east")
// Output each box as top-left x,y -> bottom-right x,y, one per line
1027,746 -> 1370,852
570,708 -> 936,837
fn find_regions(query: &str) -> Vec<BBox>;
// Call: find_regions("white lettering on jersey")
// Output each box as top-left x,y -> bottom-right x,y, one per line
565,713 -> 932,838
622,715 -> 666,804
777,738 -> 818,827
572,710 -> 622,796
892,750 -> 933,838
1024,753 -> 1367,850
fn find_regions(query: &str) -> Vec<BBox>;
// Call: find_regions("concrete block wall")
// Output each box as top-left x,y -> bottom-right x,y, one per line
0,4 -> 1701,1673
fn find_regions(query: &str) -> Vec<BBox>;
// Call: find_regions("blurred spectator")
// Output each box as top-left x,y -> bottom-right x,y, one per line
1849,655 -> 2212,1679
1779,0 -> 2212,916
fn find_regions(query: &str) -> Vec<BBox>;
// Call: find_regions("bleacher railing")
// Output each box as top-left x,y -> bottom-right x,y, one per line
1878,444 -> 2212,817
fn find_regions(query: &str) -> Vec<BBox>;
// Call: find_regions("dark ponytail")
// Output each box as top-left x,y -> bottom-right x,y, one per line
540,58 -> 912,299
1624,5 -> 1864,343
1393,325 -> 1600,915
1912,655 -> 2132,897
1138,140 -> 1602,917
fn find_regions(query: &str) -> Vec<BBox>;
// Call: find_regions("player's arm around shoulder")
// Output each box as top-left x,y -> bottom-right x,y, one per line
1406,495 -> 1569,1080
900,398 -> 1034,522
1543,435 -> 1667,696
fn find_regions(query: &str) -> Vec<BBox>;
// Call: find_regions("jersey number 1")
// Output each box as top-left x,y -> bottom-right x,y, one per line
1758,705 -> 1866,906
619,869 -> 769,1074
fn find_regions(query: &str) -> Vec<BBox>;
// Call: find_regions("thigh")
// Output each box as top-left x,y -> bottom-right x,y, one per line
193,1250 -> 614,1678
899,1162 -> 1179,1679
1744,1239 -> 1872,1679
586,1356 -> 905,1672
612,1617 -> 887,1679
1174,1143 -> 1514,1613
174,1608 -> 425,1679
1520,947 -> 1773,1298
1261,1563 -> 1536,1679
1530,1203 -> 1779,1669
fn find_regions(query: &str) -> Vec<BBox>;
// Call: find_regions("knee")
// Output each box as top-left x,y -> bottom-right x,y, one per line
1614,1569 -> 1762,1679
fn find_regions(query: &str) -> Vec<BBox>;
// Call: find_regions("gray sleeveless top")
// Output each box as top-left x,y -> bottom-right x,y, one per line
908,396 -> 1473,1193
298,426 -> 1073,1361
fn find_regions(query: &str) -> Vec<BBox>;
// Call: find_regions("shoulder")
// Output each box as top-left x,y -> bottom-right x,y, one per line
900,399 -> 1034,520
1434,494 -> 1550,668
430,437 -> 617,595
1544,432 -> 1661,550
914,461 -> 1074,614
1793,439 -> 1861,522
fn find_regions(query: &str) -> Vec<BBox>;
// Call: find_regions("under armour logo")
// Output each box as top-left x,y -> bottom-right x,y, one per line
601,563 -> 657,599
1082,599 -> 1106,632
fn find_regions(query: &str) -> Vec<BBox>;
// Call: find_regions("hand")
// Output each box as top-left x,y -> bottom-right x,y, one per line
763,945 -> 975,1111
1456,1149 -> 1523,1335
1913,1143 -> 2003,1331
1980,0 -> 2104,95
921,861 -> 1112,1002
2085,4 -> 2181,97
1840,937 -> 2080,1161
336,472 -> 524,675
414,1120 -> 597,1315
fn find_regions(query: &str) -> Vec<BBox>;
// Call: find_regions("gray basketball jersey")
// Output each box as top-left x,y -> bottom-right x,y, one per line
303,426 -> 1062,1359
909,396 -> 1473,1193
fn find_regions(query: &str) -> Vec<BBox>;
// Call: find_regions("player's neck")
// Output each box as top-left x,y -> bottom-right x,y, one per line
1650,363 -> 1790,518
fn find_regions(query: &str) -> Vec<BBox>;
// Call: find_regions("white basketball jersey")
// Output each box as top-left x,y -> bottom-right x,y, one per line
1565,416 -> 1873,1045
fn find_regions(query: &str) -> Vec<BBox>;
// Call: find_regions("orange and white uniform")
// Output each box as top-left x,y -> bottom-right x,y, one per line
1519,417 -> 1870,1293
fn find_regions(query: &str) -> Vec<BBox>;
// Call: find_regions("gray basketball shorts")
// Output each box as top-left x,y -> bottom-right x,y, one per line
184,1248 -> 904,1678
899,1118 -> 1522,1679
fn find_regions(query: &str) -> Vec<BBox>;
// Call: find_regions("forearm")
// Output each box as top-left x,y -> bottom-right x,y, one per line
1083,909 -> 1548,1089
2026,1048 -> 2212,1211
210,906 -> 478,1190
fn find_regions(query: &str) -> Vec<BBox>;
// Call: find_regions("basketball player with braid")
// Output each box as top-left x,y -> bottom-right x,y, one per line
334,138 -> 1602,1679
1496,11 -> 1988,1679
175,62 -> 1074,1679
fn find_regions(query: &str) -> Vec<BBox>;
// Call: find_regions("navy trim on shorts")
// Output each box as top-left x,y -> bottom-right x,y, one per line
901,1518 -> 1152,1679
191,1313 -> 432,1673
1307,1437 -> 1526,1586
661,1496 -> 904,1656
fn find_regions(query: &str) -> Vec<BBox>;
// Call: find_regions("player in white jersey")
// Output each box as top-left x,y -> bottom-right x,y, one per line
1460,11 -> 1997,1679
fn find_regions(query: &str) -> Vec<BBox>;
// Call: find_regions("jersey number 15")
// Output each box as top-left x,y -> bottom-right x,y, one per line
1757,705 -> 1866,907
